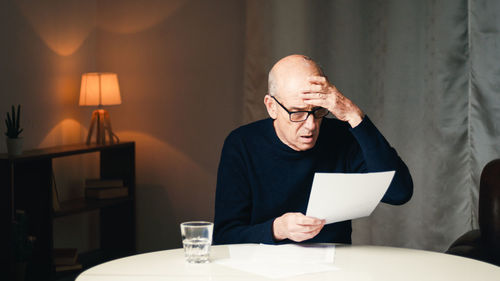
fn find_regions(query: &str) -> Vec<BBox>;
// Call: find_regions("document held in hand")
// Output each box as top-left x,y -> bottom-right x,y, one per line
305,171 -> 395,224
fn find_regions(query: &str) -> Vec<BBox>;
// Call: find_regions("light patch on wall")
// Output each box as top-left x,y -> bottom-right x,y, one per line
97,0 -> 188,34
39,118 -> 86,147
15,0 -> 96,56
117,130 -> 215,218
117,130 -> 216,251
54,71 -> 82,105
117,130 -> 213,183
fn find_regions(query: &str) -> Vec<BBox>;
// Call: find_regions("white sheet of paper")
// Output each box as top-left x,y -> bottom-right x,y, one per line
305,171 -> 395,224
214,244 -> 337,279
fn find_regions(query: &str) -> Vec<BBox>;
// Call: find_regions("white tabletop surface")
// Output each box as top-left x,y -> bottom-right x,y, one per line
76,244 -> 500,281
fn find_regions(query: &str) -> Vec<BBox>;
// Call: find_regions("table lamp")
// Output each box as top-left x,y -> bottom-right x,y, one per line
79,72 -> 121,145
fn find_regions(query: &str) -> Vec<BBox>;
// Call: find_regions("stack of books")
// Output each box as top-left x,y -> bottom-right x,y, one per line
53,248 -> 82,272
84,179 -> 128,199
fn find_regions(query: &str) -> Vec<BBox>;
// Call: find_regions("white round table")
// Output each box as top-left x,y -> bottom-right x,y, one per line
76,244 -> 500,280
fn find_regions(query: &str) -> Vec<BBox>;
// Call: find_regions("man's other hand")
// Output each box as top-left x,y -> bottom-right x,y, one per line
273,212 -> 325,242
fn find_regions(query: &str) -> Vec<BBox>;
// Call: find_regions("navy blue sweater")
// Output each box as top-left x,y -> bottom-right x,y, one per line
214,116 -> 413,245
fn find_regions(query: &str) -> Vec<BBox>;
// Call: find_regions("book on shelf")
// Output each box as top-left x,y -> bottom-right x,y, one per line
85,178 -> 124,189
53,248 -> 78,266
55,263 -> 82,272
85,186 -> 128,199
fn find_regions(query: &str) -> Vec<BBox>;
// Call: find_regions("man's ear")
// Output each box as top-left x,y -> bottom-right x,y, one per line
264,95 -> 277,119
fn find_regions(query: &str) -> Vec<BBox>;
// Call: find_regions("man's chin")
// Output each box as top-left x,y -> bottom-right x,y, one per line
296,140 -> 317,151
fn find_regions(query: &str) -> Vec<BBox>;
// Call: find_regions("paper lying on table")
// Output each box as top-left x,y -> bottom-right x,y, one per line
215,244 -> 337,279
306,171 -> 395,224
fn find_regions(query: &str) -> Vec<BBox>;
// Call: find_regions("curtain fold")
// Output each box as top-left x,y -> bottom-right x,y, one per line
470,0 -> 500,225
243,0 -> 500,251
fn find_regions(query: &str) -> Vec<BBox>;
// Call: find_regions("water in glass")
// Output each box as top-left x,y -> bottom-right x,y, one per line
182,237 -> 211,263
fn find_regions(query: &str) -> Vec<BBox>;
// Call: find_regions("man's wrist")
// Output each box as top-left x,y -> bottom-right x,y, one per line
272,217 -> 285,241
347,110 -> 365,128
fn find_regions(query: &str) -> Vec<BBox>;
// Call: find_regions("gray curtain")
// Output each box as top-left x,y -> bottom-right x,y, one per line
243,0 -> 500,251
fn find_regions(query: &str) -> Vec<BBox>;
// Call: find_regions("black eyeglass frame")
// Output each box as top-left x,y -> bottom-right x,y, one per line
270,95 -> 329,122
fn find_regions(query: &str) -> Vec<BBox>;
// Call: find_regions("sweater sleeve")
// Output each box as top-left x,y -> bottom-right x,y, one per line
348,116 -> 413,205
213,132 -> 277,245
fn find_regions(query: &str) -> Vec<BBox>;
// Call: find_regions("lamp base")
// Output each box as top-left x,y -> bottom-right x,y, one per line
86,109 -> 119,145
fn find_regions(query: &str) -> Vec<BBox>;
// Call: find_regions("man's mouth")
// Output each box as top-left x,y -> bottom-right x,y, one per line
300,134 -> 314,142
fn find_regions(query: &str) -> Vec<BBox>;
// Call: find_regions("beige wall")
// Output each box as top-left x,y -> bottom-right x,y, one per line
1,0 -> 245,252
95,0 -> 245,251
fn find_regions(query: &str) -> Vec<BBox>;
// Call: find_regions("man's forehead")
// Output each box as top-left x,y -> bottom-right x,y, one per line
278,74 -> 312,97
279,68 -> 321,90
279,93 -> 309,109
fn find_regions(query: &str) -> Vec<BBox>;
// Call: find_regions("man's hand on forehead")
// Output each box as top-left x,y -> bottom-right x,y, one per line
301,75 -> 339,101
300,75 -> 365,128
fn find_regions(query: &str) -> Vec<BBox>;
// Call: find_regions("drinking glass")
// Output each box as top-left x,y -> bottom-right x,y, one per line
180,221 -> 213,263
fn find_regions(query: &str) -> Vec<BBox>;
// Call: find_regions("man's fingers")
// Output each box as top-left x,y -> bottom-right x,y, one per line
308,75 -> 327,84
296,215 -> 324,226
292,224 -> 323,233
302,225 -> 324,236
275,213 -> 326,242
300,93 -> 331,108
303,99 -> 330,110
301,92 -> 325,99
307,84 -> 324,93
290,225 -> 325,242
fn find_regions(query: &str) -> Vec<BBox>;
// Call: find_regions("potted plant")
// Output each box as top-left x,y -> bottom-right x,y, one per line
5,104 -> 24,156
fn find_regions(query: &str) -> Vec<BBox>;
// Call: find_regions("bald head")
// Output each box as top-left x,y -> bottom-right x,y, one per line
268,54 -> 324,97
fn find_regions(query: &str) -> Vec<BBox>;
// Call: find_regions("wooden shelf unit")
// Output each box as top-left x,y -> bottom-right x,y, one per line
2,142 -> 136,281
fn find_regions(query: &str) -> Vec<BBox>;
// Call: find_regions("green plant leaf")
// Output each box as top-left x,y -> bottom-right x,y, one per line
5,105 -> 22,138
7,112 -> 12,128
16,104 -> 21,132
11,105 -> 16,124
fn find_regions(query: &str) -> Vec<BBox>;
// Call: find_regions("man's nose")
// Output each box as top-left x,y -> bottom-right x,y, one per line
303,113 -> 317,130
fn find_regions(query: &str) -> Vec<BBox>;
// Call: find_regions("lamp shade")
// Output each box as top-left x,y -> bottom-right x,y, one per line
79,72 -> 122,106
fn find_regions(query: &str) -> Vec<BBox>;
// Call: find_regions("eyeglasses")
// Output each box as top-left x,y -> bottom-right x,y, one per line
271,96 -> 329,122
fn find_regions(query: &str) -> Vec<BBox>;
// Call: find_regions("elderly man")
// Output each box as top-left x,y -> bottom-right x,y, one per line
214,54 -> 413,244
